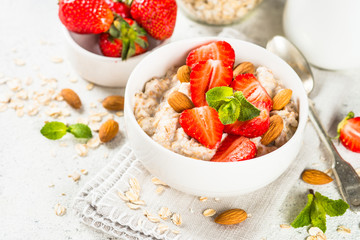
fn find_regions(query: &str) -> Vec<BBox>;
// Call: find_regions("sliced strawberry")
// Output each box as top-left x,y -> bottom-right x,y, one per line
231,73 -> 273,111
186,41 -> 235,69
211,135 -> 257,162
223,101 -> 270,138
179,106 -> 224,149
190,59 -> 233,107
338,112 -> 360,153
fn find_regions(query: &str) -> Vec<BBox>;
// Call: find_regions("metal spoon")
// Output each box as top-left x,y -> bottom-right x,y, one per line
266,35 -> 360,212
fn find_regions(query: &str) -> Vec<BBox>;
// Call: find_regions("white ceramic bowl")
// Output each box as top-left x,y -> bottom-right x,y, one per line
124,37 -> 309,197
62,27 -> 169,87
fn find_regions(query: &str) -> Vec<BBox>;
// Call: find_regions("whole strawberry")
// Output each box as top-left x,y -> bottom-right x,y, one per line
130,0 -> 177,40
337,111 -> 360,153
104,0 -> 131,18
99,18 -> 148,59
59,0 -> 114,34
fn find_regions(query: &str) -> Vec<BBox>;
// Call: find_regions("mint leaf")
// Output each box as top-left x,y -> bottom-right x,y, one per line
311,197 -> 327,232
234,91 -> 261,121
40,122 -> 67,140
291,193 -> 314,228
218,99 -> 240,125
68,123 -> 92,139
315,192 -> 349,217
206,86 -> 233,111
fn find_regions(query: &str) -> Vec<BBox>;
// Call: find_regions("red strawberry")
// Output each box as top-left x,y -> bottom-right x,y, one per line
337,112 -> 360,153
190,59 -> 233,107
231,73 -> 273,111
211,135 -> 257,162
179,106 -> 224,149
59,0 -> 114,34
186,41 -> 235,69
130,0 -> 177,40
223,101 -> 270,138
99,18 -> 148,59
104,0 -> 131,18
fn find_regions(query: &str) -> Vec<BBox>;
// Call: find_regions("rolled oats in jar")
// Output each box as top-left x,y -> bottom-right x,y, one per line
178,0 -> 262,25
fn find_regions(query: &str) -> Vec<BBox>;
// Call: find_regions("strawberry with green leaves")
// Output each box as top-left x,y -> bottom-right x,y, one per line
129,0 -> 177,40
59,0 -> 114,34
337,111 -> 360,153
99,18 -> 148,59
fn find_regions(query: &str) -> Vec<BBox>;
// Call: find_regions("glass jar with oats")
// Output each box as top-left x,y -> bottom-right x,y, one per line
178,0 -> 262,25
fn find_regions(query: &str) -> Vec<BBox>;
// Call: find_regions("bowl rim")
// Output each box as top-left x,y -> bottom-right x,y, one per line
124,36 -> 309,166
61,26 -> 170,63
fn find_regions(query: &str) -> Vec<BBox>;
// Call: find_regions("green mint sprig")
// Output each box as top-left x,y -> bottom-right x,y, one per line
206,86 -> 260,125
40,121 -> 92,140
291,190 -> 349,232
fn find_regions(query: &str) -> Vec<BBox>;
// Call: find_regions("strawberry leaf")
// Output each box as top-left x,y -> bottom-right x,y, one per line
314,192 -> 349,217
311,196 -> 327,232
291,193 -> 313,228
68,123 -> 92,139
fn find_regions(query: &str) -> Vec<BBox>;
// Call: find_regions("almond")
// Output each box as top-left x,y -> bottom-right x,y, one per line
272,89 -> 292,110
61,88 -> 81,109
214,209 -> 247,225
99,119 -> 119,143
233,62 -> 255,78
177,65 -> 191,83
102,95 -> 124,111
167,91 -> 194,113
301,169 -> 333,185
261,115 -> 284,145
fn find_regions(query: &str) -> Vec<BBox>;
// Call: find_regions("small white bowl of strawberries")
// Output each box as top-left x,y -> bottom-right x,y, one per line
59,0 -> 177,87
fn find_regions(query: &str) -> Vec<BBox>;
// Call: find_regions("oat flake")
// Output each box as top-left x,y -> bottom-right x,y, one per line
86,136 -> 101,148
14,58 -> 26,66
157,223 -> 169,234
0,103 -> 7,112
86,83 -> 94,90
199,196 -> 207,202
51,57 -> 63,63
54,204 -> 66,216
129,178 -> 140,194
80,169 -> 88,175
203,208 -> 216,217
171,213 -> 182,226
337,225 -> 351,234
116,111 -> 124,117
75,144 -> 88,157
156,186 -> 164,194
158,207 -> 172,220
125,189 -> 139,202
127,202 -> 141,210
151,177 -> 168,186
280,224 -> 291,229
69,172 -> 81,182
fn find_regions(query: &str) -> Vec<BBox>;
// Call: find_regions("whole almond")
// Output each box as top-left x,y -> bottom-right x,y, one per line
177,65 -> 191,83
215,209 -> 247,225
61,88 -> 81,109
233,62 -> 255,78
167,91 -> 194,113
99,119 -> 119,143
272,89 -> 292,110
261,115 -> 284,145
102,95 -> 124,111
301,169 -> 333,185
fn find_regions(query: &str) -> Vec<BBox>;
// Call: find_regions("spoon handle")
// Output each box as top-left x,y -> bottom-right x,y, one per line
308,98 -> 360,212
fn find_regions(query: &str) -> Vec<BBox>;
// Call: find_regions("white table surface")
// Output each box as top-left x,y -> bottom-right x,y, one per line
1,0 -> 359,239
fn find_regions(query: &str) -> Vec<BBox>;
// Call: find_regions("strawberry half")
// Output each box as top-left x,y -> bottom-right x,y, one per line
231,73 -> 273,111
179,106 -> 224,149
190,59 -> 233,107
130,0 -> 177,40
186,41 -> 235,69
337,112 -> 360,153
223,101 -> 270,138
99,18 -> 148,59
211,135 -> 257,162
104,0 -> 131,18
59,0 -> 114,34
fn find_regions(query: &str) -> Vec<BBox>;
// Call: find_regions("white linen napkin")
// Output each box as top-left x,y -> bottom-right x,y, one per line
73,122 -> 319,240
